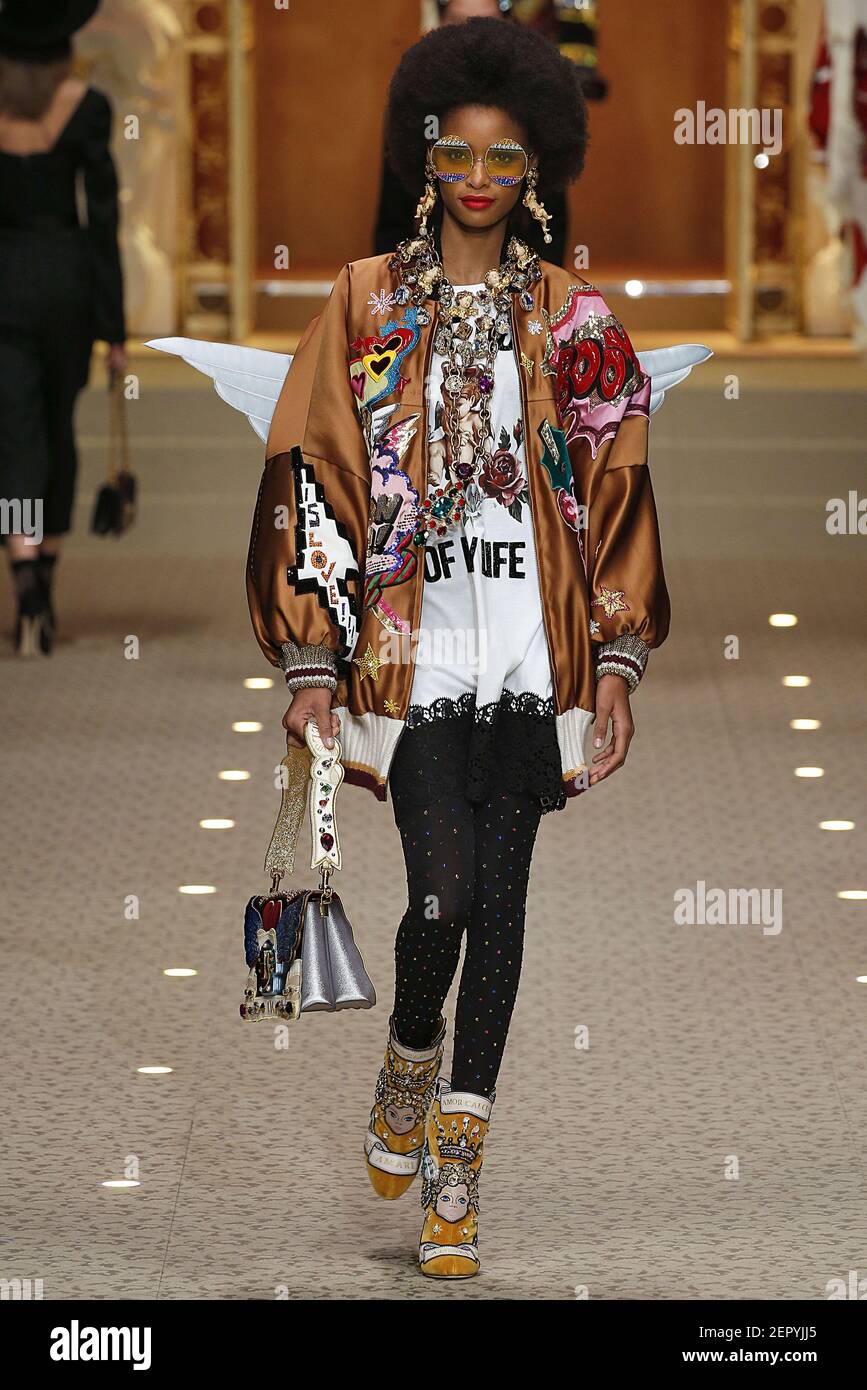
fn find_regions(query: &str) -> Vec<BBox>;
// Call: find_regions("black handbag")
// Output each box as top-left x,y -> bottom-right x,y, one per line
240,719 -> 376,1023
91,371 -> 137,536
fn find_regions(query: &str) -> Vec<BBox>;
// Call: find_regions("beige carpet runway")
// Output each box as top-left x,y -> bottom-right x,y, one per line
1,352 -> 866,1300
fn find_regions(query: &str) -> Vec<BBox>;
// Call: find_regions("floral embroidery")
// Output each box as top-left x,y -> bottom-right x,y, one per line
365,415 -> 421,620
592,585 -> 630,618
368,288 -> 396,317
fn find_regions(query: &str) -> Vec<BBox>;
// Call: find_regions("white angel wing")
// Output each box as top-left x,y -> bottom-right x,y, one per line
637,343 -> 713,416
146,338 -> 293,443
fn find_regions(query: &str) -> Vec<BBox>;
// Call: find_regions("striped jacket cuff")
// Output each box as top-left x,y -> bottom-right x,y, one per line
279,641 -> 338,694
594,633 -> 650,694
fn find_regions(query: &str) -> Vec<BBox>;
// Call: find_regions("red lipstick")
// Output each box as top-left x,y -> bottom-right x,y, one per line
460,196 -> 494,209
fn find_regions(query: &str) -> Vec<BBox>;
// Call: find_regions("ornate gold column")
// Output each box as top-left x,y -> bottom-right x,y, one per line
179,0 -> 253,337
727,0 -> 806,339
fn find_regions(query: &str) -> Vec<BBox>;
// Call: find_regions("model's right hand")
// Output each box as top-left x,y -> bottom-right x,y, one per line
282,685 -> 340,750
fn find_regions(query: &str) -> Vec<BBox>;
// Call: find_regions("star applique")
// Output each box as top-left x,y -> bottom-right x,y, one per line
527,318 -> 543,335
592,586 -> 630,618
520,351 -> 534,377
353,642 -> 385,681
368,288 -> 395,317
589,618 -> 601,636
432,1223 -> 441,1235
383,697 -> 400,716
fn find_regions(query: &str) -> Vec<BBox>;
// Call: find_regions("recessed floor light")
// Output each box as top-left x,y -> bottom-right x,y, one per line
232,721 -> 263,733
837,890 -> 867,901
137,1066 -> 173,1075
790,719 -> 820,730
783,675 -> 811,687
856,976 -> 867,984
244,677 -> 273,689
101,1180 -> 140,1189
178,884 -> 216,894
199,818 -> 234,830
794,767 -> 824,778
819,820 -> 854,832
769,613 -> 798,627
219,770 -> 250,781
163,967 -> 198,977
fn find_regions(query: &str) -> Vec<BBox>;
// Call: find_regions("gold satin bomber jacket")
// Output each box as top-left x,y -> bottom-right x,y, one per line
246,251 -> 670,803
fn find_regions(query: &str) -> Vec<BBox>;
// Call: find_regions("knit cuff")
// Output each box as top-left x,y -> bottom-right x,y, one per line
594,633 -> 650,694
279,641 -> 338,694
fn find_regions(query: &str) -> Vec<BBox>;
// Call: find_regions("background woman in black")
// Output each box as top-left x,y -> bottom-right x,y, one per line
0,0 -> 125,656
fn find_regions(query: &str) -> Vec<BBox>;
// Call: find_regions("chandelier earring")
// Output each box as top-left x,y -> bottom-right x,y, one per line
522,164 -> 553,245
415,150 -> 438,238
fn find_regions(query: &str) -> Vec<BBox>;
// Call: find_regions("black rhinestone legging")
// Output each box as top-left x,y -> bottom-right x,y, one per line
388,788 -> 543,1098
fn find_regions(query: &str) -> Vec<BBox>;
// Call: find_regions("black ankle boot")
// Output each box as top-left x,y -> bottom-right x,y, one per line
11,558 -> 48,657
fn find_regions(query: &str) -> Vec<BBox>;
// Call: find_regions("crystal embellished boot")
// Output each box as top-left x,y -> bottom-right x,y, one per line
364,1014 -> 446,1200
418,1082 -> 493,1279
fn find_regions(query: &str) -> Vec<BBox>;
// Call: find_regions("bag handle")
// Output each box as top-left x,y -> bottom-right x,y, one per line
264,720 -> 344,893
107,370 -> 129,486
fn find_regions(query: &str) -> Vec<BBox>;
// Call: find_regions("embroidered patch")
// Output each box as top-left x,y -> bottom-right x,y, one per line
520,351 -> 534,377
350,308 -> 421,411
590,618 -> 601,636
353,642 -> 385,681
384,698 -> 400,716
537,420 -> 585,537
541,288 -> 648,457
538,420 -> 572,491
368,288 -> 396,317
592,585 -> 630,618
286,449 -> 361,656
365,415 -> 421,619
527,318 -> 543,336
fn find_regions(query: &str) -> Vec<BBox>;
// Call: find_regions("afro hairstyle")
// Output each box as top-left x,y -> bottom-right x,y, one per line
384,16 -> 588,199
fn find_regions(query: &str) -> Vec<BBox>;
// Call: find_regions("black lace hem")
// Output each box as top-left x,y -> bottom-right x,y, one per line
391,688 -> 567,817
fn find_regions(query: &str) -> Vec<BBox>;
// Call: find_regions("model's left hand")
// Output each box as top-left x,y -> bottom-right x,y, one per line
589,673 -> 634,785
107,343 -> 128,378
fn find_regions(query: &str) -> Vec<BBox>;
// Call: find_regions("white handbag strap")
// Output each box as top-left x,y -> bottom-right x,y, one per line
264,721 -> 343,888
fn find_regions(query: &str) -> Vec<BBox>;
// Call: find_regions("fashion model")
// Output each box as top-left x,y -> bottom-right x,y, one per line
0,0 -> 126,655
152,16 -> 709,1280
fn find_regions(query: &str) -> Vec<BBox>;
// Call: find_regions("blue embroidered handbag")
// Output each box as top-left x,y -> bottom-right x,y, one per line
240,719 -> 376,1022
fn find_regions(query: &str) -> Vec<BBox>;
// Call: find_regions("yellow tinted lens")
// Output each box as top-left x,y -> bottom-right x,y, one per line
431,142 -> 473,177
486,144 -> 527,180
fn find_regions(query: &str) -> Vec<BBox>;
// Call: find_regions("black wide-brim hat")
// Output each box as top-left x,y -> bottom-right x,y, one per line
0,0 -> 100,59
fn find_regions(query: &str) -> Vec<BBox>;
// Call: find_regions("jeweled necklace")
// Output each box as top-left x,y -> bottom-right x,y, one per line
389,232 -> 542,545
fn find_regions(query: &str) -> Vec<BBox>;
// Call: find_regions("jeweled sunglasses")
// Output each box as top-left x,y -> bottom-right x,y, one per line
429,136 -> 529,187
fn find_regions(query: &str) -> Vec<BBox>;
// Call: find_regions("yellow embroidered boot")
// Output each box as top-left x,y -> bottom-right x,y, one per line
418,1083 -> 493,1278
364,1014 -> 446,1199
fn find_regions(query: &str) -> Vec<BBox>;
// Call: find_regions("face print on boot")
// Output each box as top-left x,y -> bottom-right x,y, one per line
384,1102 -> 418,1136
365,1018 -> 446,1200
422,1158 -> 480,1226
430,1178 -> 466,1223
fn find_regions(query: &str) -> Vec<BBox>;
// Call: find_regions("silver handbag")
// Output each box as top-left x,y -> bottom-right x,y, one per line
240,720 -> 376,1022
